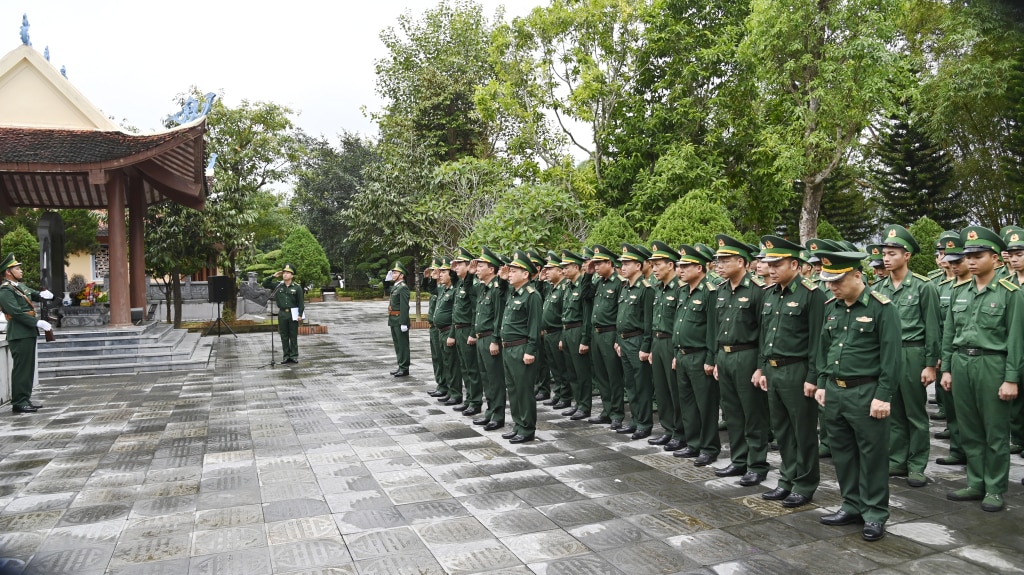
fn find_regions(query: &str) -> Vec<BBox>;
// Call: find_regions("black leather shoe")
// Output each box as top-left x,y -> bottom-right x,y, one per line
553,401 -> 571,410
27,401 -> 43,408
739,471 -> 767,486
936,456 -> 965,465
648,434 -> 671,446
673,446 -> 700,458
437,396 -> 452,403
663,439 -> 684,452
588,415 -> 612,424
693,453 -> 715,467
762,487 -> 791,501
543,398 -> 558,406
714,464 -> 747,478
484,421 -> 503,431
462,407 -> 482,416
616,426 -> 637,435
453,403 -> 469,412
609,419 -> 623,430
535,392 -> 549,401
444,398 -> 462,406
390,369 -> 400,375
820,510 -> 863,526
472,417 -> 489,426
12,404 -> 38,413
501,431 -> 518,440
509,435 -> 534,444
429,390 -> 446,397
630,429 -> 651,441
782,493 -> 812,508
393,370 -> 408,377
562,407 -> 579,416
570,411 -> 590,421
862,522 -> 885,541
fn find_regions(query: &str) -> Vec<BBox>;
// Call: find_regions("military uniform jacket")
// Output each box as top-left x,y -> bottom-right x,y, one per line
474,276 -> 506,337
385,279 -> 408,327
0,280 -> 41,341
875,272 -> 942,367
672,278 -> 718,364
941,277 -> 1024,382
453,276 -> 480,325
542,279 -> 568,330
817,287 -> 902,401
759,278 -> 825,383
616,276 -> 653,353
651,277 -> 681,335
592,275 -> 622,330
501,284 -> 542,356
562,273 -> 596,345
432,284 -> 456,327
262,277 -> 305,320
711,273 -> 764,348
424,277 -> 439,326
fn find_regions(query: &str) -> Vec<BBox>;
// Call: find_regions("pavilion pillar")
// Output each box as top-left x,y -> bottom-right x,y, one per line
107,170 -> 130,327
128,176 -> 147,314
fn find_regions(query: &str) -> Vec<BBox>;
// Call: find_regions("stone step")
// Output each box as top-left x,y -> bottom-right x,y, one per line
39,328 -> 186,356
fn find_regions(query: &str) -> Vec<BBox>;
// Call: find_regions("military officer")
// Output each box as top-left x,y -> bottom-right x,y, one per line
615,243 -> 655,439
647,241 -> 683,449
672,243 -> 720,466
940,227 -> 1024,511
866,245 -> 887,286
559,249 -> 595,420
711,235 -> 770,485
472,247 -> 508,430
755,236 -> 825,508
541,252 -> 572,410
0,254 -> 54,413
451,248 -> 483,413
874,225 -> 941,488
934,235 -> 969,464
264,263 -> 305,365
589,244 -> 626,428
434,259 -> 463,405
500,250 -> 543,443
815,251 -> 901,542
425,258 -> 446,397
1003,228 -> 1024,456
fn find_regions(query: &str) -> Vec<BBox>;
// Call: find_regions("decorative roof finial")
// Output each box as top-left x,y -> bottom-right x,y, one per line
60,65 -> 66,79
166,92 -> 218,126
44,46 -> 49,61
20,14 -> 31,46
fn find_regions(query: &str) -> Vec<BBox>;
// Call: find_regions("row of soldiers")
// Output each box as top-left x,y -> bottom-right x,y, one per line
394,222 -> 1023,542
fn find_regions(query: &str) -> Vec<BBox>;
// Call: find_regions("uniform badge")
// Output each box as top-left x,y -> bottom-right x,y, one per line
738,297 -> 749,302
692,299 -> 702,305
856,316 -> 873,322
887,228 -> 897,238
967,230 -> 978,240
764,240 -> 774,249
667,296 -> 675,301
786,301 -> 799,307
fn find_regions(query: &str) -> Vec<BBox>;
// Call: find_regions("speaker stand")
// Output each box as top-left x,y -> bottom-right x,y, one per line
205,301 -> 237,338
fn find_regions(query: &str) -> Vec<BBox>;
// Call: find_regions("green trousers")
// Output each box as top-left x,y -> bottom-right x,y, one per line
591,330 -> 624,421
676,351 -> 721,456
441,332 -> 463,402
619,335 -> 653,432
429,326 -> 445,394
651,337 -> 680,438
534,337 -> 551,397
561,326 -> 592,414
280,316 -> 299,362
543,331 -> 572,403
718,347 -> 769,474
9,337 -> 36,407
825,380 -> 890,524
1010,393 -> 1024,448
766,360 -> 820,498
889,346 -> 930,473
951,353 -> 1012,495
503,345 -> 538,438
943,380 -> 966,460
455,326 -> 481,407
476,334 -> 505,425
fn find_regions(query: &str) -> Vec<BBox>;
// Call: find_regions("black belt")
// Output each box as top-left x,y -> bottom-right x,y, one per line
956,347 -> 1006,357
454,323 -> 471,329
475,330 -> 493,338
829,376 -> 878,388
720,342 -> 757,353
766,356 -> 805,367
437,325 -> 452,333
503,338 -> 528,348
620,329 -> 642,339
563,321 -> 583,329
902,340 -> 925,348
675,346 -> 704,355
541,327 -> 562,336
654,331 -> 672,339
595,325 -> 616,334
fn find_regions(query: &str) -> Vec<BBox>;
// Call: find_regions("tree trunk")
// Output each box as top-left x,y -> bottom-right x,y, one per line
171,267 -> 183,329
225,253 -> 238,315
799,179 -> 826,243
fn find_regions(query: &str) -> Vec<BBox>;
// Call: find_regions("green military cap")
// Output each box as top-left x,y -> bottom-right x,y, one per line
677,244 -> 711,265
582,246 -> 595,260
649,240 -> 679,262
1001,226 -> 1024,251
716,234 -> 752,261
746,243 -> 759,256
426,257 -> 438,271
1,253 -> 21,271
479,247 -> 503,268
881,224 -> 921,254
694,243 -> 716,264
935,230 -> 959,251
940,234 -> 965,262
839,240 -> 860,253
390,261 -> 406,276
961,226 -> 1005,254
999,225 -> 1016,237
544,250 -> 561,269
561,249 -> 586,266
527,249 -> 545,268
634,243 -> 652,261
818,251 -> 867,282
759,235 -> 804,263
282,263 -> 298,274
799,250 -> 812,263
509,249 -> 536,274
866,244 -> 885,268
438,257 -> 452,270
619,243 -> 646,263
590,244 -> 614,261
804,238 -> 841,263
451,247 -> 474,263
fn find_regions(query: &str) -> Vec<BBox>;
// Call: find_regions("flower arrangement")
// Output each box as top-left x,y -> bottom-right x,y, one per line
78,282 -> 104,306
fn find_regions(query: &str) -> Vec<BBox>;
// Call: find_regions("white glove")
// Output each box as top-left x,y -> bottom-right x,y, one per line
36,320 -> 52,332
400,325 -> 409,332
301,313 -> 306,321
39,290 -> 54,300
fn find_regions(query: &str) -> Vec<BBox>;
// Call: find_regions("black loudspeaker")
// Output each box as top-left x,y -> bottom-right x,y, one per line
208,276 -> 232,303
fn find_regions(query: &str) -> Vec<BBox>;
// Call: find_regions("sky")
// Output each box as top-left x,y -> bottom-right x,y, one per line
1,0 -> 544,140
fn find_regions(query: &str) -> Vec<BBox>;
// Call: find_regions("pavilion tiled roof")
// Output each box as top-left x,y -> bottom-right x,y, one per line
0,127 -> 183,164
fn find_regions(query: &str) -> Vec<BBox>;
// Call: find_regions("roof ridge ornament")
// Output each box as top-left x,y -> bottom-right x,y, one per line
20,14 -> 31,46
167,92 -> 218,126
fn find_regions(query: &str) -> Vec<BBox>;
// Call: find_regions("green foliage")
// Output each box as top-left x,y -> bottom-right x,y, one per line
0,209 -> 99,264
278,226 -> 331,289
1,226 -> 41,287
585,210 -> 641,249
465,183 -> 582,252
815,221 -> 843,242
907,216 -> 944,276
625,143 -> 728,234
649,190 -> 738,248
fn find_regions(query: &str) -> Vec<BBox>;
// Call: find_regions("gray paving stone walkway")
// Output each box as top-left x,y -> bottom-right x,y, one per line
1,300 -> 1023,574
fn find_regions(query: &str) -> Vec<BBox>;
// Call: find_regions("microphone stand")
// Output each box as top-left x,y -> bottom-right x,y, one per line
258,282 -> 284,369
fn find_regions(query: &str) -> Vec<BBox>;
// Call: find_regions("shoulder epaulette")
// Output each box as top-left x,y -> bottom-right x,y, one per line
927,269 -> 944,278
751,275 -> 766,287
912,272 -> 930,282
705,281 -> 717,291
825,296 -> 837,304
870,291 -> 891,304
938,277 -> 954,286
525,285 -> 536,294
801,278 -> 818,291
954,279 -> 972,288
641,279 -> 651,288
999,278 -> 1019,292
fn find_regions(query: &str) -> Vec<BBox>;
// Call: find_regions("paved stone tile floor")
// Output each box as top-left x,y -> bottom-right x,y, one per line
2,300 -> 1023,574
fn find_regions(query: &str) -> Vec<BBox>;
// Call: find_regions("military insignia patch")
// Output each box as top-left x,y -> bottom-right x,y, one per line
887,228 -> 897,238
718,239 -> 725,247
1012,233 -> 1020,242
821,257 -> 832,266
764,240 -> 774,249
967,230 -> 978,240
739,297 -> 749,302
946,241 -> 955,249
810,242 -> 818,250
871,247 -> 880,255
856,316 -> 873,322
786,301 -> 799,307
693,299 -> 702,305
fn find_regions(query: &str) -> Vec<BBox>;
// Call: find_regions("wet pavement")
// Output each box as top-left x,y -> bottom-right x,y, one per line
1,300 -> 1023,575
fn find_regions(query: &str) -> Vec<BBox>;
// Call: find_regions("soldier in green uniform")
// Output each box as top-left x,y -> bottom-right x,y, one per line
526,250 -> 553,401
559,250 -> 595,420
425,259 -> 446,396
264,263 -> 305,365
472,247 -> 508,430
866,245 -> 887,286
647,241 -> 683,449
755,236 -> 825,508
711,235 -> 770,485
434,259 -> 463,405
805,239 -> 845,459
500,250 -> 543,443
0,254 -> 54,413
874,225 -> 941,488
672,244 -> 720,466
451,248 -> 482,413
1001,227 -> 1024,456
940,226 -> 1024,511
541,252 -> 572,410
814,251 -> 901,542
589,245 -> 626,428
934,235 -> 969,464
615,244 -> 655,439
